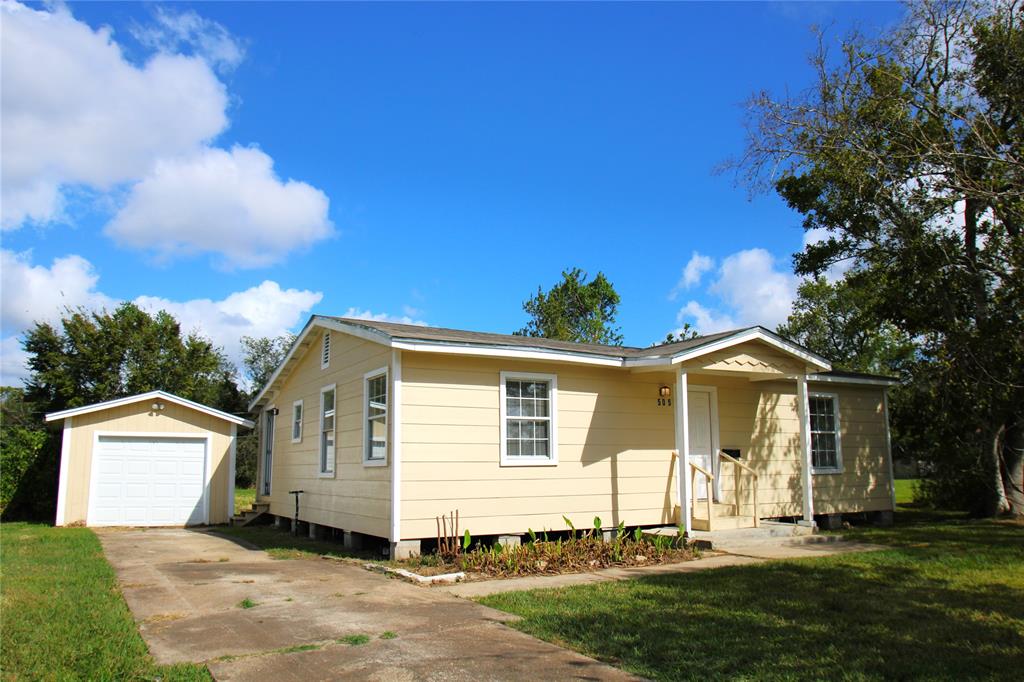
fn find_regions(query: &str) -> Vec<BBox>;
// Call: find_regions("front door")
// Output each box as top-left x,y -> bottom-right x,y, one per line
687,390 -> 714,500
261,410 -> 275,496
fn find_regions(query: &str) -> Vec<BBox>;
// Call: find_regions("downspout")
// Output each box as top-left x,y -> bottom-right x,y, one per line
390,349 -> 403,552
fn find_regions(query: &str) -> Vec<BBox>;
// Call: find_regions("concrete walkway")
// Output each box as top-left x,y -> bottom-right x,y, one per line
97,528 -> 637,681
443,537 -> 883,599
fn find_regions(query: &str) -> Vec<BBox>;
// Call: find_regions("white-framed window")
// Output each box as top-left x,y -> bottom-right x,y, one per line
809,392 -> 843,473
321,331 -> 331,369
500,372 -> 558,466
291,400 -> 303,443
363,368 -> 388,466
319,384 -> 336,477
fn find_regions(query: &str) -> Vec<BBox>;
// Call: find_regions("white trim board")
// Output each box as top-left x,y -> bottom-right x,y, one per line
362,366 -> 389,467
46,391 -> 254,428
55,417 -> 73,526
390,350 -> 402,544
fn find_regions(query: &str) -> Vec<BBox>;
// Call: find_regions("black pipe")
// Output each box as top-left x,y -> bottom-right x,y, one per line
288,490 -> 304,536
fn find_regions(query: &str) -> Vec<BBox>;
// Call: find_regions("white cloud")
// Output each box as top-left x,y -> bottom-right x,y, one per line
105,146 -> 334,268
0,250 -> 322,385
0,249 -> 116,333
1,1 -> 228,228
134,281 -> 323,371
342,307 -> 428,327
130,7 -> 245,73
674,248 -> 798,335
669,251 -> 714,300
675,301 -> 737,335
0,337 -> 31,386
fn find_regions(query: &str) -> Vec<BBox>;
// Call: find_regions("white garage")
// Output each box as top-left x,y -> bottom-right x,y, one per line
46,391 -> 253,527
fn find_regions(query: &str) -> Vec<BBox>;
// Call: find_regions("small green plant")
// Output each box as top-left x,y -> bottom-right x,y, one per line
462,529 -> 472,552
527,528 -> 537,544
238,598 -> 257,609
339,634 -> 371,646
380,631 -> 398,640
593,516 -> 602,537
633,527 -> 643,542
563,515 -> 576,537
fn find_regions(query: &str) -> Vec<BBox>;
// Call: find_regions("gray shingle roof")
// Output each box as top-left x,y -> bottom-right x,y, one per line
325,316 -> 751,360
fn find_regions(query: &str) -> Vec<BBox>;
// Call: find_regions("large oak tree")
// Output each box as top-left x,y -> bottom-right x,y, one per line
736,0 -> 1023,515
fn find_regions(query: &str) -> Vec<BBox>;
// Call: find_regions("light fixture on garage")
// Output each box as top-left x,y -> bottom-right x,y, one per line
151,402 -> 165,411
658,385 -> 672,398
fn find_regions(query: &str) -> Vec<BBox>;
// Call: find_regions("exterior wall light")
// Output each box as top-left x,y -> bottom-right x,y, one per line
659,385 -> 672,398
151,403 -> 165,411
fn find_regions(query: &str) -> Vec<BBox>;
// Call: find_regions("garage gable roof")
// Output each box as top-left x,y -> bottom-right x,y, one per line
45,391 -> 255,428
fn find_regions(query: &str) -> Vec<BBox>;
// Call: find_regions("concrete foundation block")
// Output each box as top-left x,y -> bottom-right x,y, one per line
308,522 -> 322,540
391,540 -> 420,560
274,515 -> 285,530
497,535 -> 521,547
816,514 -> 844,531
872,510 -> 894,527
343,531 -> 364,550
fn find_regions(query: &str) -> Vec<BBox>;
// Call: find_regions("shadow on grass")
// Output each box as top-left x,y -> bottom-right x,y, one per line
206,525 -> 380,561
483,513 -> 1024,681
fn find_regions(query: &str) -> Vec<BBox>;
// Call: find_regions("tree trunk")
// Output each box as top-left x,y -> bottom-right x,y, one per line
987,425 -> 1010,516
1001,418 -> 1024,517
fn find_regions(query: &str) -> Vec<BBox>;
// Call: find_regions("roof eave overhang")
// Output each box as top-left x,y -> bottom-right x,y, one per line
248,322 -> 835,411
45,390 -> 255,428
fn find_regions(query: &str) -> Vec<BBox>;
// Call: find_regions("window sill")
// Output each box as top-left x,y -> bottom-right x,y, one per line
500,458 -> 559,467
291,438 -> 302,445
812,468 -> 843,475
363,458 -> 388,468
317,471 -> 336,479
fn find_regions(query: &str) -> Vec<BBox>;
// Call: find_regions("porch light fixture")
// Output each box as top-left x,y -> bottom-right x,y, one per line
658,385 -> 672,398
151,402 -> 165,411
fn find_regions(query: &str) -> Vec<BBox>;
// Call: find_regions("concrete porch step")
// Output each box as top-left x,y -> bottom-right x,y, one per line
691,514 -> 757,531
230,505 -> 270,527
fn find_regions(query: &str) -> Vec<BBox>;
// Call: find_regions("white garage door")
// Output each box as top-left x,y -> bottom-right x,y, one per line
89,436 -> 208,526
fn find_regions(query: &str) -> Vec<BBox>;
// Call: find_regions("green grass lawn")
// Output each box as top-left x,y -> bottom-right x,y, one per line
894,478 -> 918,505
234,486 -> 256,515
1,522 -> 210,681
480,507 -> 1024,681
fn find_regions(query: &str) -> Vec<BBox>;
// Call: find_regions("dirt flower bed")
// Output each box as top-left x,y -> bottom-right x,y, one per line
396,528 -> 700,579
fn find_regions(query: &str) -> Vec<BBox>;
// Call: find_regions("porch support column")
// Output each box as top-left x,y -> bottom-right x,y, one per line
674,368 -> 693,535
796,375 -> 815,524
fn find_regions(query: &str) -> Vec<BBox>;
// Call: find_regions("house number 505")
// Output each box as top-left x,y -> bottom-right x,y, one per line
657,398 -> 672,406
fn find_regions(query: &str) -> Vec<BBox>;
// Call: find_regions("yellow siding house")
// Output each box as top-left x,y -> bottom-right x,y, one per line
249,317 -> 897,558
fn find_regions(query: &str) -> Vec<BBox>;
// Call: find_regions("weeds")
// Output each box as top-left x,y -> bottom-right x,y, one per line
238,598 -> 257,609
339,634 -> 370,646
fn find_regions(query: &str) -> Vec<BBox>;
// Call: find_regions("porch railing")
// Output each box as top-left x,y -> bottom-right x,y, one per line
718,449 -> 760,528
671,450 -> 760,530
670,451 -> 714,528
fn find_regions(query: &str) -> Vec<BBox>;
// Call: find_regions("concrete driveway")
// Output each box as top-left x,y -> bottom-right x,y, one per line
98,528 -> 636,681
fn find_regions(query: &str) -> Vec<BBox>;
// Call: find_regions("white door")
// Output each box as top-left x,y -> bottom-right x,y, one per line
688,390 -> 713,500
88,436 -> 207,526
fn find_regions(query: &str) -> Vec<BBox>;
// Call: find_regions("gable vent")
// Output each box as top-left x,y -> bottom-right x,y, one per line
321,331 -> 331,369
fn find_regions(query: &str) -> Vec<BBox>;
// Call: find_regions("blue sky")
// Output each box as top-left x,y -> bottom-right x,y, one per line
1,1 -> 905,384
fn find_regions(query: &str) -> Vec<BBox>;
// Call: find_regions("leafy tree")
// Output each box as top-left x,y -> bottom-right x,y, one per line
0,388 -> 49,515
240,334 -> 295,392
735,0 -> 1023,515
516,268 -> 624,345
777,277 -> 916,375
24,303 -> 243,415
654,324 -> 700,346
